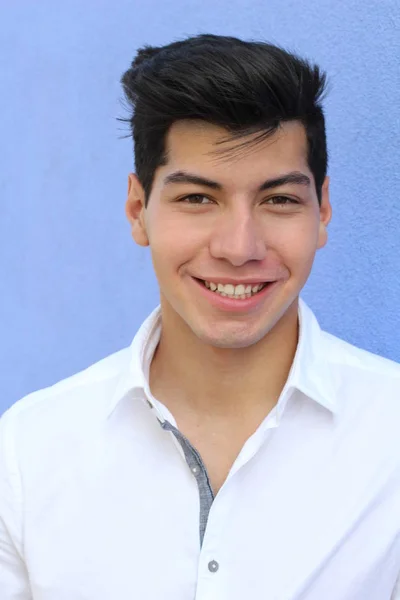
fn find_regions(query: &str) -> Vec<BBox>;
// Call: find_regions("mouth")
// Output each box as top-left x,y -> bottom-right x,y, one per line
194,278 -> 273,300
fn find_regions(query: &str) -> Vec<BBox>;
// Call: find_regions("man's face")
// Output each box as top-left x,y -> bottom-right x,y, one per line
126,120 -> 331,349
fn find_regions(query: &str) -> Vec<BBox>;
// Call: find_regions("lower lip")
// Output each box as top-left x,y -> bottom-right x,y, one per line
192,278 -> 279,313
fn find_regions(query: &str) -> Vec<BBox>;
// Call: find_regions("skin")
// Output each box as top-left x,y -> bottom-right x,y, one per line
126,119 -> 332,493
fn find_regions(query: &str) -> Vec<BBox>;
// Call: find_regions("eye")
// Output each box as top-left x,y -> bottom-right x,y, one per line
179,194 -> 213,205
264,196 -> 298,206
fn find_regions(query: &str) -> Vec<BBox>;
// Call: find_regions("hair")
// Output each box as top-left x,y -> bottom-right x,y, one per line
119,34 -> 328,205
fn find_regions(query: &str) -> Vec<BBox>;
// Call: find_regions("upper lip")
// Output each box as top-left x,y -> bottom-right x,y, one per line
194,276 -> 276,285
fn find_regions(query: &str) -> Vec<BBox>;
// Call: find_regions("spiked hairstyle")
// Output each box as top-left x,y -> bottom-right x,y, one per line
120,34 -> 328,205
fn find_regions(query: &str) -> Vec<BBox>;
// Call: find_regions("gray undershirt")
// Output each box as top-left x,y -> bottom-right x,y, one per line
160,420 -> 214,547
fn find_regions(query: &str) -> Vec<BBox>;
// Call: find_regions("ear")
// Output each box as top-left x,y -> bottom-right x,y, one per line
125,174 -> 149,247
317,176 -> 332,250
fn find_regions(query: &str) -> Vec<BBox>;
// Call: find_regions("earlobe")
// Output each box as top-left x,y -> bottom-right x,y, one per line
125,174 -> 149,247
318,223 -> 328,249
317,176 -> 332,249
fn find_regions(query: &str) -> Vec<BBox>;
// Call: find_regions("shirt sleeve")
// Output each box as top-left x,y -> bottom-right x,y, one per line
0,409 -> 32,599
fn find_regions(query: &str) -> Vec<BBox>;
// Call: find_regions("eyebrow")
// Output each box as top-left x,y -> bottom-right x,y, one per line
163,170 -> 311,192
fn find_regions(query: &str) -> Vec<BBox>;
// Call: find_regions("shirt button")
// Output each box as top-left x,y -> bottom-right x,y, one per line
191,466 -> 199,475
208,560 -> 219,573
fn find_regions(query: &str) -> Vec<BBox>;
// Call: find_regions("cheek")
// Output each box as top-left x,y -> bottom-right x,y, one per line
270,219 -> 320,269
148,215 -> 205,274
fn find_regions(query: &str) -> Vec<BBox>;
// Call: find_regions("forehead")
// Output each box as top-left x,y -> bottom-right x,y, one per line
161,120 -> 310,184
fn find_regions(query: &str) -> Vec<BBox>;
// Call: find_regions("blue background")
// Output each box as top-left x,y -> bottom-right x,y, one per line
1,0 -> 399,414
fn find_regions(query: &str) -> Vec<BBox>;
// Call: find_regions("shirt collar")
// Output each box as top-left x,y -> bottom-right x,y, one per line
286,298 -> 338,414
107,298 -> 338,419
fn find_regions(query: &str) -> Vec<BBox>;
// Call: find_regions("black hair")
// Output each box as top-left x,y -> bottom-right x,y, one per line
120,34 -> 328,205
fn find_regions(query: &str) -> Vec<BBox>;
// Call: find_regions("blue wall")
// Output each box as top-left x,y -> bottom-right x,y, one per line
1,0 -> 399,413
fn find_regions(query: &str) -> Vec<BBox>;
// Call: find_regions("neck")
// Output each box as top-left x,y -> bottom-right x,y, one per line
149,300 -> 299,422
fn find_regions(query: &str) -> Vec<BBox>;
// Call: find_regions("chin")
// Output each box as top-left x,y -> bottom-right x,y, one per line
194,323 -> 269,350
210,338 -> 261,350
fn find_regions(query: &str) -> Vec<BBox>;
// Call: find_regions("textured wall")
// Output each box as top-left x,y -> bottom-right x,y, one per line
1,0 -> 399,413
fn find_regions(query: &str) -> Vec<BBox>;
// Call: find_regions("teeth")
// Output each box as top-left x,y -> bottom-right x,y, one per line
203,280 -> 266,298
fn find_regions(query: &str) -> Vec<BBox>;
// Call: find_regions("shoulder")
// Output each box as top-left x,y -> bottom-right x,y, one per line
0,346 -> 135,530
0,346 -> 130,447
323,330 -> 400,382
315,332 -> 400,482
322,331 -> 400,428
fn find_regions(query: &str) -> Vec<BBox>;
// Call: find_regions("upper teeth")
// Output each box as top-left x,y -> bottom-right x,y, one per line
204,281 -> 265,295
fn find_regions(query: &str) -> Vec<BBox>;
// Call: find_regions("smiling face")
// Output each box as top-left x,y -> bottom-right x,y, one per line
126,120 -> 331,349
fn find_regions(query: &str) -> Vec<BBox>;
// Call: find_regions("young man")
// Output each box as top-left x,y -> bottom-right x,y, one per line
1,34 -> 399,599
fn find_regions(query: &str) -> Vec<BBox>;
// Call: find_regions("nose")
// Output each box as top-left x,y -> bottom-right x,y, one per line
209,208 -> 267,266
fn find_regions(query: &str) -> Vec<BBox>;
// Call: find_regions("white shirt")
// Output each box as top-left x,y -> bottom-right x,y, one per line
1,298 -> 400,600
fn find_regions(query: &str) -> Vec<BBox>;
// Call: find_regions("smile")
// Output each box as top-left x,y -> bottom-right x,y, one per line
197,279 -> 269,300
